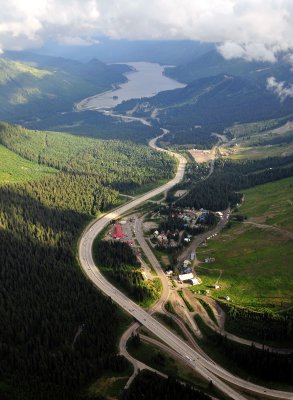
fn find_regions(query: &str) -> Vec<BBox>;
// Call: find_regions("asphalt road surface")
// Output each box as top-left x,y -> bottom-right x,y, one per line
78,134 -> 293,400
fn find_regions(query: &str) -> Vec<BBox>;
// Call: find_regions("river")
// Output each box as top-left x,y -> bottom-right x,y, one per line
76,62 -> 185,111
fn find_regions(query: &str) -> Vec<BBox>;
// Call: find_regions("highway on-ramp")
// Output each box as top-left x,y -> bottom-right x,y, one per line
78,134 -> 293,400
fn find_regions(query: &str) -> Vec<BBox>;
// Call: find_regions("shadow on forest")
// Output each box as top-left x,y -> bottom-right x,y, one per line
0,184 -> 127,400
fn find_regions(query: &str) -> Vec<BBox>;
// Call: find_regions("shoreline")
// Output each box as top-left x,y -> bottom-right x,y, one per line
75,61 -> 185,112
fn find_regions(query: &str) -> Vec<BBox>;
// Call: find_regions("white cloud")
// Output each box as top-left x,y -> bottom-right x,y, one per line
267,76 -> 293,101
217,42 -> 277,63
57,36 -> 100,47
1,0 -> 293,63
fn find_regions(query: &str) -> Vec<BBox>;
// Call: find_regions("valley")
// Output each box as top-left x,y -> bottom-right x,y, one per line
0,36 -> 293,400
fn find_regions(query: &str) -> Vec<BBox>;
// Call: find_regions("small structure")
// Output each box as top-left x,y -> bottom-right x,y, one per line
190,252 -> 195,261
205,257 -> 216,263
191,277 -> 200,285
174,190 -> 187,198
213,284 -> 220,289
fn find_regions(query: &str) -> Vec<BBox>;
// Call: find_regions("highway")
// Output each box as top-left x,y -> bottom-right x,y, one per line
78,133 -> 293,400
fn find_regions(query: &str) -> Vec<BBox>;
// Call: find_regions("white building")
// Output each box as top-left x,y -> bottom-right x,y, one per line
178,273 -> 200,285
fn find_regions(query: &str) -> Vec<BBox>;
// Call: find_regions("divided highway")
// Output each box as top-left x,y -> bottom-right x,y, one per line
78,133 -> 293,400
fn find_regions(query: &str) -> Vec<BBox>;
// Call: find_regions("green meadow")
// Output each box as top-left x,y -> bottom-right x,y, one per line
196,226 -> 293,311
0,144 -> 57,185
196,177 -> 293,312
226,143 -> 293,160
240,176 -> 293,231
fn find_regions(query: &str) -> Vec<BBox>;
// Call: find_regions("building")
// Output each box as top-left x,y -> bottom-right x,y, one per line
178,273 -> 200,285
112,223 -> 124,239
179,272 -> 194,282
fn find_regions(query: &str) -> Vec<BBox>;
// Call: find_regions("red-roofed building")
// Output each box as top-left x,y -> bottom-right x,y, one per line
112,223 -> 124,239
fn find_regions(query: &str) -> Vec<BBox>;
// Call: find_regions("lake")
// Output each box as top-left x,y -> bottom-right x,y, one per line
77,62 -> 185,111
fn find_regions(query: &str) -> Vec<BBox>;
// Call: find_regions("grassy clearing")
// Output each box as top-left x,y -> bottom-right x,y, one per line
240,176 -> 293,231
86,367 -> 132,399
149,192 -> 166,202
178,290 -> 194,312
152,247 -> 172,267
0,144 -> 57,184
165,300 -> 176,314
228,117 -> 293,142
221,119 -> 293,160
223,143 -> 293,160
196,298 -> 218,325
196,224 -> 293,311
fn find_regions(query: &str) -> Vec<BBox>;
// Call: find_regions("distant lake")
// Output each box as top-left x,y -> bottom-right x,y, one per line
77,62 -> 185,110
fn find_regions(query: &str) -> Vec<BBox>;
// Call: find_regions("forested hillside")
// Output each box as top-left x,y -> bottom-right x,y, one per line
0,123 -> 176,193
0,122 -> 176,399
0,178 -> 128,400
164,49 -> 293,84
0,55 -> 126,123
116,73 -> 293,147
24,110 -> 160,144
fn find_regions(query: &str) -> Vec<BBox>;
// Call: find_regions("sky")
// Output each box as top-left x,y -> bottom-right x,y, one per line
1,0 -> 293,64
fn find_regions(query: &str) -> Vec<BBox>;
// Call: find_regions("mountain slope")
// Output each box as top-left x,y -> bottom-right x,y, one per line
0,54 -> 127,123
164,49 -> 293,84
116,73 -> 293,146
36,39 -> 214,65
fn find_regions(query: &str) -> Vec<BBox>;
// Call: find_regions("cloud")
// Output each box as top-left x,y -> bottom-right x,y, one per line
1,0 -> 293,63
217,42 -> 277,63
57,36 -> 100,47
267,76 -> 293,101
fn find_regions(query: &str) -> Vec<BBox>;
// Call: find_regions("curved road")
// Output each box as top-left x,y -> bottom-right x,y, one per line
78,134 -> 293,400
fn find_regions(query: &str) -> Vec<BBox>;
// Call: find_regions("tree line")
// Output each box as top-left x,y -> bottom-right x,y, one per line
221,303 -> 293,342
177,155 -> 293,210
